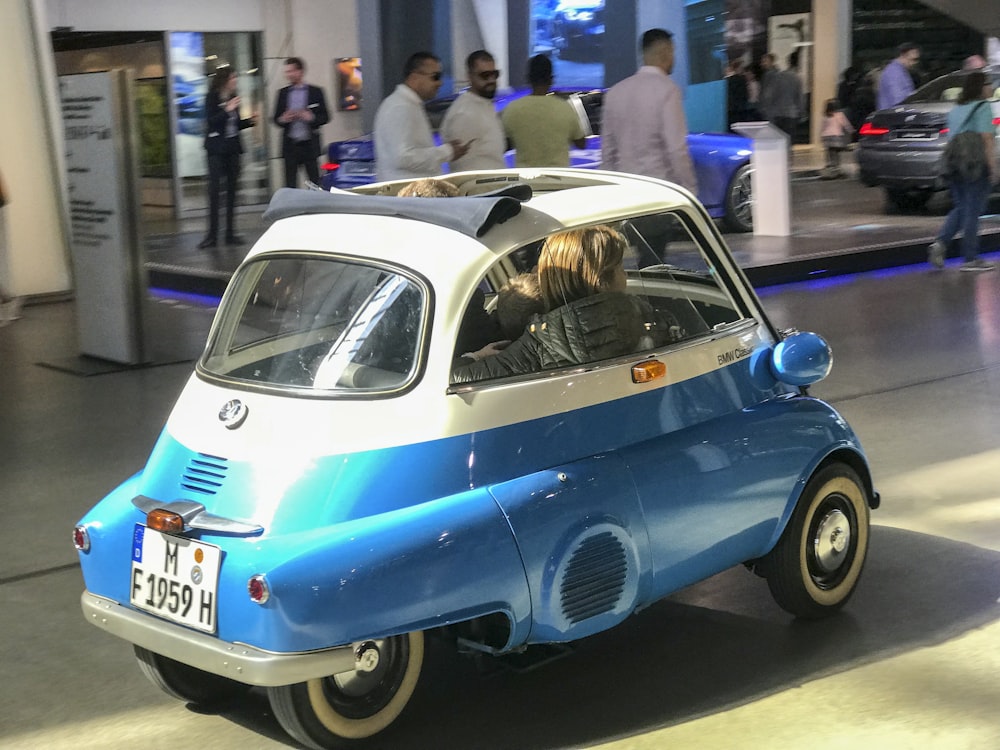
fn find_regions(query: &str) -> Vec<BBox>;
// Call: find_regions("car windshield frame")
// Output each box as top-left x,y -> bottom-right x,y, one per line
198,251 -> 432,398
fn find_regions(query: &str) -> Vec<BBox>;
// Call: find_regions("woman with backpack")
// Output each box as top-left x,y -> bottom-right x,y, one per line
928,70 -> 997,271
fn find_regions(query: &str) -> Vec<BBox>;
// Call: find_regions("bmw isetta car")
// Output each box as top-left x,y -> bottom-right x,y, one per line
74,168 -> 877,748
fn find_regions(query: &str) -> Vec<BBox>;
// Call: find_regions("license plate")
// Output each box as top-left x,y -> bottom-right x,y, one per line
130,524 -> 221,633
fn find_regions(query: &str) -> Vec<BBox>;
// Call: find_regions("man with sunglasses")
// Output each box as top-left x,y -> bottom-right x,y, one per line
440,50 -> 506,172
374,51 -> 470,181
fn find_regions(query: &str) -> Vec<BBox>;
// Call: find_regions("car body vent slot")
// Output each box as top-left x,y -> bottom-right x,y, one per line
181,453 -> 228,496
560,531 -> 628,624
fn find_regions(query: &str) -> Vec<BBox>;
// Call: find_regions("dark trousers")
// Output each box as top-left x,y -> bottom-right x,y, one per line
283,139 -> 321,187
206,150 -> 240,241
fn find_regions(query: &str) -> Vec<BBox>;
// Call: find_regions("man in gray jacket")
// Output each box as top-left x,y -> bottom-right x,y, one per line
760,50 -> 803,141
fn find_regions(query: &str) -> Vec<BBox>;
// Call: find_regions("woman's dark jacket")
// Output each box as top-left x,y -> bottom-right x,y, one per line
204,91 -> 254,155
452,291 -> 677,383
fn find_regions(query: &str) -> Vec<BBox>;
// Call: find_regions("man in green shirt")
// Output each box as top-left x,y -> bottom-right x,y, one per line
502,54 -> 586,167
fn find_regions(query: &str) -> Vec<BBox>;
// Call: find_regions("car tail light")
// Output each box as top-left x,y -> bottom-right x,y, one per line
322,162 -> 340,173
248,574 -> 270,604
73,525 -> 90,552
147,508 -> 184,533
859,122 -> 889,137
632,360 -> 666,383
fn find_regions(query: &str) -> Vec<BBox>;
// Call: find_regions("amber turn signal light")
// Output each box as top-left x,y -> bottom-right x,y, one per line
147,508 -> 184,533
632,360 -> 666,383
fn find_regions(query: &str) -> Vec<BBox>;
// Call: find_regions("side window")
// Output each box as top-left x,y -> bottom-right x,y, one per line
618,212 -> 745,344
449,215 -> 748,388
454,280 -> 503,359
452,244 -> 545,364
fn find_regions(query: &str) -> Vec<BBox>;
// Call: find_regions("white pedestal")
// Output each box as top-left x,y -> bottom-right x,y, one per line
733,122 -> 791,237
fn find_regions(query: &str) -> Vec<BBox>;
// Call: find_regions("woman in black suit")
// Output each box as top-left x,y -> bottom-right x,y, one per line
200,67 -> 254,248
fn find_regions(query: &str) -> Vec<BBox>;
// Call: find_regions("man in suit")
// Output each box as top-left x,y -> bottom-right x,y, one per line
272,57 -> 329,187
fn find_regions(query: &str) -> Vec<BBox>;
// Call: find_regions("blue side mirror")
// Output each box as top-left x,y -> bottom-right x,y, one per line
749,331 -> 832,390
771,331 -> 832,386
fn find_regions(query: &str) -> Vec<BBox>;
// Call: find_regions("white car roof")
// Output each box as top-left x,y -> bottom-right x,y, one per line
248,169 -> 698,297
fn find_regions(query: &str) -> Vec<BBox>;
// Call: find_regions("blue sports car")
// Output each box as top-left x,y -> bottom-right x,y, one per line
75,168 -> 874,748
324,89 -> 755,232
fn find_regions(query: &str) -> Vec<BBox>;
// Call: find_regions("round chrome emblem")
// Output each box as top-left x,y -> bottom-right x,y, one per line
218,399 -> 249,429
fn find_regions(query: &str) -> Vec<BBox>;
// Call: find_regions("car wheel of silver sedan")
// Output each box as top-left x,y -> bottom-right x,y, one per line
269,631 -> 424,748
134,646 -> 251,708
723,163 -> 754,233
764,463 -> 870,619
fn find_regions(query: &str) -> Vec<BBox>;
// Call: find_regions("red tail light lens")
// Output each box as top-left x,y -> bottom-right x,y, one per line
321,162 -> 340,172
73,525 -> 90,552
859,122 -> 889,137
248,574 -> 270,604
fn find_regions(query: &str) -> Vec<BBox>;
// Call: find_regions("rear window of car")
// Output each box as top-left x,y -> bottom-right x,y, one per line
906,71 -> 1000,104
200,256 -> 426,393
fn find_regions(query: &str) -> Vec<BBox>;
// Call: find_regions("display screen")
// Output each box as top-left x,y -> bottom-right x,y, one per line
336,57 -> 362,111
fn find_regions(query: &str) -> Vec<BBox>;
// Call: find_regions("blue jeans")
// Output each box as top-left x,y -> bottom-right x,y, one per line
937,176 -> 992,261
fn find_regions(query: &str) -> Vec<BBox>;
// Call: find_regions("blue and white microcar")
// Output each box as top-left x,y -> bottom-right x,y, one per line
75,169 -> 877,748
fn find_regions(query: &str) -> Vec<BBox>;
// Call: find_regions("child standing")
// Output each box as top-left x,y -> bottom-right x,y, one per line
821,99 -> 855,178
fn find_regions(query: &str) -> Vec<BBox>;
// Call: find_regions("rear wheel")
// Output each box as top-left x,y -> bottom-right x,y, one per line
134,646 -> 251,708
723,163 -> 754,233
764,464 -> 870,619
269,631 -> 424,749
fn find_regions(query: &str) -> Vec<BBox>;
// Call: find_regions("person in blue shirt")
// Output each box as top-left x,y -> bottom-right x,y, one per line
928,70 -> 998,271
876,43 -> 920,110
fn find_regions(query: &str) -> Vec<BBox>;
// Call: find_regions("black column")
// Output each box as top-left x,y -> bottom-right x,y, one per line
604,0 -> 638,88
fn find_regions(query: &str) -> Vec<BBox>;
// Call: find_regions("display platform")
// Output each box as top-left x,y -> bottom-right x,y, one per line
141,162 -> 1000,295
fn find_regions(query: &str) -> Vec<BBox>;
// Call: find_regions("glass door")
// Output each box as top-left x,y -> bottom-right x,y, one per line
168,31 -> 268,214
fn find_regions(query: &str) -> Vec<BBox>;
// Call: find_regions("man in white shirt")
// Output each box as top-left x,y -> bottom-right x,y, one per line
601,28 -> 697,193
374,52 -> 469,181
440,50 -> 506,172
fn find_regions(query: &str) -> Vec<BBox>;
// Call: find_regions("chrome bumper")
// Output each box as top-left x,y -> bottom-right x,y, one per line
81,590 -> 358,686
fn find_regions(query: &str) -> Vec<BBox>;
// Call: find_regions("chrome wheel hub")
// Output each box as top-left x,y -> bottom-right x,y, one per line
813,508 -> 850,573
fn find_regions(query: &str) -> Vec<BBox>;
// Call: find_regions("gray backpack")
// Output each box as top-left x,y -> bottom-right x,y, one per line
942,101 -> 989,182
